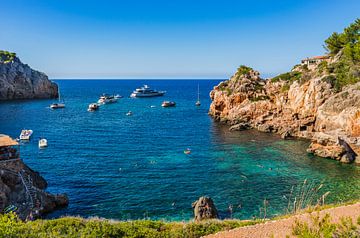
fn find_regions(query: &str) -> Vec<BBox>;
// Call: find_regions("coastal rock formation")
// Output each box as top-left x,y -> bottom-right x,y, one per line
0,51 -> 58,100
209,65 -> 360,163
192,196 -> 218,221
0,159 -> 68,220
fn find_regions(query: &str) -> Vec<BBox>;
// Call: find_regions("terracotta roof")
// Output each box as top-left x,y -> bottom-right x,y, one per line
0,134 -> 18,147
303,55 -> 330,61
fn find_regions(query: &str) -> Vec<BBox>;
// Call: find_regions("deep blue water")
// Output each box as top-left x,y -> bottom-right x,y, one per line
0,80 -> 359,221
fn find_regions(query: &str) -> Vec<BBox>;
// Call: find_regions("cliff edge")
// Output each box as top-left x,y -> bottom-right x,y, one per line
209,19 -> 360,163
0,50 -> 58,100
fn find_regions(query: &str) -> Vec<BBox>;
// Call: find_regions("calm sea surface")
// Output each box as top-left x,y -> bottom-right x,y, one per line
0,80 -> 359,221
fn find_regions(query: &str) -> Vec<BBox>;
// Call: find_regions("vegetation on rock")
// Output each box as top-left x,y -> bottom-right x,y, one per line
236,65 -> 253,77
0,50 -> 16,63
324,18 -> 360,90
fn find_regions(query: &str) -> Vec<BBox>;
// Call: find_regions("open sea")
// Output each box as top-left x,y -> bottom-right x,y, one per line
0,80 -> 359,221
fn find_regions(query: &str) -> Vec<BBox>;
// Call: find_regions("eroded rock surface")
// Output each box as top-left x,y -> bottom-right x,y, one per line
209,65 -> 360,163
0,54 -> 58,100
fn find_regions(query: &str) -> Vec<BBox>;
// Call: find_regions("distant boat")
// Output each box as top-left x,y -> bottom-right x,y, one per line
126,111 -> 133,116
114,94 -> 123,99
184,148 -> 191,154
98,94 -> 118,104
162,101 -> 176,107
130,85 -> 166,98
50,88 -> 65,109
20,130 -> 33,140
38,138 -> 48,148
195,84 -> 201,106
88,103 -> 99,112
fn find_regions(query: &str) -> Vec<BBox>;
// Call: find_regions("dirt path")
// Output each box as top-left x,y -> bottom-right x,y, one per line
204,203 -> 360,238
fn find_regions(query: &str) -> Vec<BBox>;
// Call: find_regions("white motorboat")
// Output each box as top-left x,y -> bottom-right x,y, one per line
126,111 -> 133,116
114,94 -> 123,99
38,138 -> 48,148
19,130 -> 33,140
97,94 -> 118,104
130,85 -> 165,98
50,88 -> 65,109
88,103 -> 99,112
162,101 -> 176,107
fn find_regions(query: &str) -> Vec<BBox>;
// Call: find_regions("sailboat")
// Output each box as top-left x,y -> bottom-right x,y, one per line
195,84 -> 201,106
50,87 -> 65,109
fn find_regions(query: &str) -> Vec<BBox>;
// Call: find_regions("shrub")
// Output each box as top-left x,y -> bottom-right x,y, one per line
236,65 -> 253,76
271,71 -> 302,83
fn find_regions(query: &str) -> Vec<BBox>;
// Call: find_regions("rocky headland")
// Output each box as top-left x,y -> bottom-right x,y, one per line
0,156 -> 68,220
209,19 -> 360,164
0,50 -> 58,100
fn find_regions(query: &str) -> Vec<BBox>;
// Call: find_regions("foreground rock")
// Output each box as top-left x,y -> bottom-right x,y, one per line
192,196 -> 218,221
0,159 -> 68,220
209,64 -> 360,163
0,50 -> 58,100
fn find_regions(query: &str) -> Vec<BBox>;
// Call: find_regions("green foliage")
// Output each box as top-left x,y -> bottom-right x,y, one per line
0,50 -> 16,63
322,19 -> 360,90
236,65 -> 253,76
271,71 -> 302,83
250,95 -> 270,102
0,214 -> 259,238
292,214 -> 360,238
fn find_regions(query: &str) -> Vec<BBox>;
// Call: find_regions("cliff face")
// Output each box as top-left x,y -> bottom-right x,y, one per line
209,64 -> 360,164
0,52 -> 58,100
0,159 -> 68,220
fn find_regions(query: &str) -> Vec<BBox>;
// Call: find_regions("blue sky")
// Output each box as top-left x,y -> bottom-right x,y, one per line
1,0 -> 359,79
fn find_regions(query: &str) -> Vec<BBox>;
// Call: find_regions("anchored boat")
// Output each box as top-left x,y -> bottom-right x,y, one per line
161,101 -> 176,107
130,85 -> 165,98
88,103 -> 100,112
97,94 -> 118,104
20,130 -> 33,140
38,138 -> 48,148
50,88 -> 65,109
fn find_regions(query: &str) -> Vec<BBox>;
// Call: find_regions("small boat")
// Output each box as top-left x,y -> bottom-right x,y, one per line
98,94 -> 118,104
195,84 -> 201,106
20,130 -> 33,140
38,138 -> 48,148
184,148 -> 191,155
114,94 -> 123,99
130,85 -> 166,98
88,103 -> 99,112
126,111 -> 133,116
50,88 -> 65,109
162,101 -> 176,107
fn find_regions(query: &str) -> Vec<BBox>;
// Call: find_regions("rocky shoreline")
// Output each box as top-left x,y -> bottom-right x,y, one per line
0,158 -> 68,220
0,51 -> 58,100
209,62 -> 360,164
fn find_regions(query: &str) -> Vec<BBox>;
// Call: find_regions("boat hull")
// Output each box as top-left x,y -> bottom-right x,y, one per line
130,92 -> 165,98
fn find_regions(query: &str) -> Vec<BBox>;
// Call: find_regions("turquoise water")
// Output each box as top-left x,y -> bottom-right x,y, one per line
0,80 -> 359,221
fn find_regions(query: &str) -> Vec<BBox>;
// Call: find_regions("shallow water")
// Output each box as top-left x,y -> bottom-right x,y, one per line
0,80 -> 359,221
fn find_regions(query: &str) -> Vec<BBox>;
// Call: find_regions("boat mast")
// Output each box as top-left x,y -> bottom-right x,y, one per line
197,84 -> 200,102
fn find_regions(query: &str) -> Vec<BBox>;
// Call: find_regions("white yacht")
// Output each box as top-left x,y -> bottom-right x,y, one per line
97,94 -> 118,104
20,130 -> 33,140
130,85 -> 165,98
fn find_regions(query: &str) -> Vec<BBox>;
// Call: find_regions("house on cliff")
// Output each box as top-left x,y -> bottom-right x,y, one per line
301,55 -> 330,70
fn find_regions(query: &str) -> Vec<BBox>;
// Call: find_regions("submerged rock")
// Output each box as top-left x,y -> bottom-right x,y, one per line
192,196 -> 218,221
0,51 -> 58,100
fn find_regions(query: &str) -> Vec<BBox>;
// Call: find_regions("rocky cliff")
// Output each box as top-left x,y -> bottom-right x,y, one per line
0,158 -> 68,220
209,62 -> 360,164
0,51 -> 58,100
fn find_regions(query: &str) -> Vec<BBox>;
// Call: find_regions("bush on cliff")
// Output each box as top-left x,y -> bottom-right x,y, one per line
271,71 -> 302,83
236,65 -> 253,77
324,18 -> 360,90
0,50 -> 16,63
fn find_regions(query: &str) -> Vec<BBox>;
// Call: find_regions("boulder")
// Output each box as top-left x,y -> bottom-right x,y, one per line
192,196 -> 218,221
